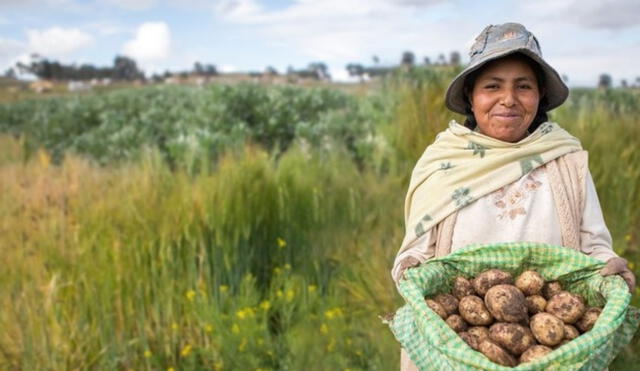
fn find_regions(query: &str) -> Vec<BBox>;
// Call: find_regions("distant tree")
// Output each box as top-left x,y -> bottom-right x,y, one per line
151,73 -> 164,83
437,53 -> 446,66
401,51 -> 415,67
449,51 -> 461,66
264,66 -> 278,75
308,62 -> 330,80
4,67 -> 17,79
620,79 -> 628,88
372,55 -> 380,65
598,73 -> 612,89
113,55 -> 144,80
194,62 -> 204,74
346,63 -> 365,81
423,56 -> 431,66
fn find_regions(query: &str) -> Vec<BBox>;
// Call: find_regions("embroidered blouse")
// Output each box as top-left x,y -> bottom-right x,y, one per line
391,166 -> 617,283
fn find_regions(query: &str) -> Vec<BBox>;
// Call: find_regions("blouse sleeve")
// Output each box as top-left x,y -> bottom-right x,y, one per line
391,229 -> 436,284
579,170 -> 618,262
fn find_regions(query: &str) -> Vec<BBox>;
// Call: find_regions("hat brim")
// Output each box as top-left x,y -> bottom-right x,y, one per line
445,48 -> 569,115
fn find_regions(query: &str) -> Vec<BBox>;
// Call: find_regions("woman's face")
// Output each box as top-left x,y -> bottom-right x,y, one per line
470,56 -> 541,142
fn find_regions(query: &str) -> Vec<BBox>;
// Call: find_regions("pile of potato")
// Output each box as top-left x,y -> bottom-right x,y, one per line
425,269 -> 603,367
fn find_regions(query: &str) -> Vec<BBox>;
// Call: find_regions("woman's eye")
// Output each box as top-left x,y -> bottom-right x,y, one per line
484,84 -> 498,89
518,84 -> 532,89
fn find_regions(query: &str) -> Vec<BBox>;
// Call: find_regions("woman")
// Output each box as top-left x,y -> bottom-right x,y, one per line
390,23 -> 635,370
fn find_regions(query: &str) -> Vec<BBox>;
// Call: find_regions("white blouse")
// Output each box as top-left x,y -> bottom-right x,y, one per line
391,166 -> 617,283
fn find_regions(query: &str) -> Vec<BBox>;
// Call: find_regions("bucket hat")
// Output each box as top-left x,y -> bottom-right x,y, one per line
445,22 -> 568,115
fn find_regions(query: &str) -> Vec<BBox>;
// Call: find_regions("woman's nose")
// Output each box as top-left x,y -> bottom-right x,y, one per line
500,89 -> 516,107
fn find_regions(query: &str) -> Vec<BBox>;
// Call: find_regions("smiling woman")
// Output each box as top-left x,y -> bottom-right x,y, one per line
390,22 -> 636,371
467,55 -> 541,142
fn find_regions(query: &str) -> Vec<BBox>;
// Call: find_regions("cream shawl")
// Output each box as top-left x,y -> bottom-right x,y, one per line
398,120 -> 583,257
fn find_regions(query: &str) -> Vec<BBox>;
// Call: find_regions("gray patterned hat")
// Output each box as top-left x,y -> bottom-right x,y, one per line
445,22 -> 568,115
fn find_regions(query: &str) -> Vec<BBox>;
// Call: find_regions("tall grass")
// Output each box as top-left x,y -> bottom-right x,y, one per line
1,73 -> 639,369
0,138 -> 401,370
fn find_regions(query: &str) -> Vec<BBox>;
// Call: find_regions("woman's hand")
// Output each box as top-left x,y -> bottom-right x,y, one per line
600,257 -> 636,294
398,256 -> 422,280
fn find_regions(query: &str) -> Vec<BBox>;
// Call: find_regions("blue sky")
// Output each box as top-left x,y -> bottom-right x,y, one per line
1,0 -> 639,86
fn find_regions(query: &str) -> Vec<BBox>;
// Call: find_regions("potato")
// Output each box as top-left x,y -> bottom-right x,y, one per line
459,296 -> 494,326
435,293 -> 459,316
541,281 -> 563,300
563,324 -> 580,340
530,313 -> 565,346
446,314 -> 468,333
484,284 -> 528,323
525,295 -> 547,315
478,339 -> 517,367
452,276 -> 476,299
519,345 -> 552,363
546,291 -> 585,324
459,331 -> 480,350
425,298 -> 448,319
473,269 -> 514,296
515,270 -> 545,296
468,326 -> 490,343
576,307 -> 602,333
489,322 -> 537,355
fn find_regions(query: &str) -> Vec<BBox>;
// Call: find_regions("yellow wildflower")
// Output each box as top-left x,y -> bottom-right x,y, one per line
286,289 -> 295,302
283,263 -> 291,270
205,324 -> 214,333
629,261 -> 635,270
171,323 -> 178,331
144,350 -> 152,358
307,284 -> 317,293
219,285 -> 229,293
273,267 -> 282,275
320,323 -> 329,335
625,234 -> 632,242
232,323 -> 240,334
257,337 -> 264,346
180,344 -> 192,357
167,368 -> 175,371
185,289 -> 196,301
276,289 -> 283,298
236,309 -> 246,320
324,307 -> 344,320
260,300 -> 271,311
277,237 -> 287,249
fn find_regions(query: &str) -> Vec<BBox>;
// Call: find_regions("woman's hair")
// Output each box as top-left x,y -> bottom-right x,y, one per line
462,52 -> 549,132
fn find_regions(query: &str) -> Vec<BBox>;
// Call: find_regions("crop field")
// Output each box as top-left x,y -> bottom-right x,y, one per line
1,68 -> 639,370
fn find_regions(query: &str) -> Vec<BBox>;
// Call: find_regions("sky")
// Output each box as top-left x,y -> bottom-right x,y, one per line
1,0 -> 639,86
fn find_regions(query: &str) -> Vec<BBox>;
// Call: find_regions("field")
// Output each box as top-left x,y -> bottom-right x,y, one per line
1,68 -> 639,370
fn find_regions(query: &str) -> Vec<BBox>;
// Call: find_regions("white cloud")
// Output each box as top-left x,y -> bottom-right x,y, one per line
26,27 -> 94,57
517,0 -> 640,30
122,22 -> 171,64
0,37 -> 28,72
105,0 -> 157,11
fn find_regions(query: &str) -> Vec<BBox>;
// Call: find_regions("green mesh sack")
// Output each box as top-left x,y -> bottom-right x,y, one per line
386,242 -> 640,370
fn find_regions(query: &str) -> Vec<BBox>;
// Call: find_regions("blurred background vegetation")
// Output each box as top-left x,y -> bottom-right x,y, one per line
0,66 -> 638,370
